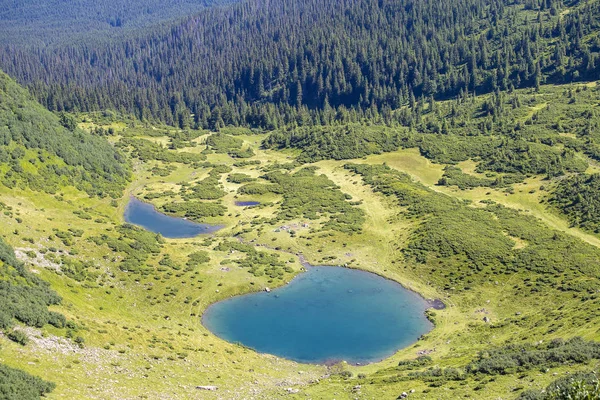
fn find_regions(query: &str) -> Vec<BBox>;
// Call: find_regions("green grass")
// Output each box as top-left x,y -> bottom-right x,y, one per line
1,96 -> 599,399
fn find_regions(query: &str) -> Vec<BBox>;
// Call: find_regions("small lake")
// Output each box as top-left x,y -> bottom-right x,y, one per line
203,266 -> 433,364
124,197 -> 223,238
235,201 -> 260,207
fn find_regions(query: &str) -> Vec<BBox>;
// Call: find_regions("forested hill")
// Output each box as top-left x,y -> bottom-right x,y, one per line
0,0 -> 599,129
0,70 -> 129,197
0,0 -> 236,47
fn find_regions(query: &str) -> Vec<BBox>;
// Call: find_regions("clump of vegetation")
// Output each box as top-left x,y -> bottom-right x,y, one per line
150,164 -> 177,177
549,173 -> 600,234
180,168 -> 227,200
239,166 -> 364,233
161,201 -> 226,220
264,124 -> 407,163
206,133 -> 254,158
437,166 -> 524,189
186,251 -> 210,268
167,129 -> 204,149
0,363 -> 56,399
238,182 -> 281,195
233,160 -> 261,168
384,339 -> 600,389
90,224 -> 163,274
118,137 -> 206,164
214,241 -> 291,278
466,337 -> 600,375
59,257 -> 99,282
7,330 -> 29,346
0,237 -> 65,330
437,166 -> 496,189
397,356 -> 433,370
518,372 -> 600,400
227,173 -> 255,184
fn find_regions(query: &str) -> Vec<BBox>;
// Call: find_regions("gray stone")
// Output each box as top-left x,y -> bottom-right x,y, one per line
196,386 -> 218,391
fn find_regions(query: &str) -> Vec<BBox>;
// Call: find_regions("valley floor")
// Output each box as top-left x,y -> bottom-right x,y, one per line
1,98 -> 599,399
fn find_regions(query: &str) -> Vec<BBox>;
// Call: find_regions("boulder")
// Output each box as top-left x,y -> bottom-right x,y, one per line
196,386 -> 218,391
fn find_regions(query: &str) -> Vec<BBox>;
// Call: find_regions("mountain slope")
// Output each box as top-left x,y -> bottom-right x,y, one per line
0,0 -> 236,47
0,70 -> 129,197
0,0 -> 599,129
0,236 -> 60,399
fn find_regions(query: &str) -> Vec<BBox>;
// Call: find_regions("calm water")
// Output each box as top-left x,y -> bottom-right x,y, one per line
203,266 -> 432,364
124,197 -> 223,238
235,201 -> 260,207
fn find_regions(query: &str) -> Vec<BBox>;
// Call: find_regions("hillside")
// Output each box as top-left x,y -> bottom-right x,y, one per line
0,235 -> 61,399
0,0 -> 599,129
0,0 -> 599,398
0,79 -> 598,399
0,70 -> 129,197
0,0 -> 236,47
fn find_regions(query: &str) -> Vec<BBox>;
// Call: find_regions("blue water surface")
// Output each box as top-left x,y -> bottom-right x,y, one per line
235,201 -> 260,207
124,197 -> 223,238
203,266 -> 432,364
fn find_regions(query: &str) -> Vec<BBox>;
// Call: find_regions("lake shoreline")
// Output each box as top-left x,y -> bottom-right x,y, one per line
124,196 -> 224,238
122,203 -> 445,366
235,236 -> 446,312
202,261 -> 437,366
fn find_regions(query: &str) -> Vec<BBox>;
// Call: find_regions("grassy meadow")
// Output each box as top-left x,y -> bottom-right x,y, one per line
1,82 -> 600,399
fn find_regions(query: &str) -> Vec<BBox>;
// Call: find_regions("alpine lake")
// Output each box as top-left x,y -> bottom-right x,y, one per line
124,197 -> 434,364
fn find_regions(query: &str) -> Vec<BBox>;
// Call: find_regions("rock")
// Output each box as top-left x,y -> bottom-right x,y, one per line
285,388 -> 299,394
352,385 -> 361,392
410,389 -> 415,393
196,386 -> 218,391
398,392 -> 408,399
483,316 -> 491,323
265,287 -> 271,292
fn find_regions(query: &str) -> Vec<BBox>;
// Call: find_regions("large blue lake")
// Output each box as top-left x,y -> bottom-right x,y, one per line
124,197 -> 223,238
203,266 -> 433,364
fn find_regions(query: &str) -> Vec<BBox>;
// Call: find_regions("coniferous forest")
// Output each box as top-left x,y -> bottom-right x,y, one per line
1,0 -> 599,130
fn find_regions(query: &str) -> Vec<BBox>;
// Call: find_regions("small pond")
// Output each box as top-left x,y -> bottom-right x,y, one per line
202,266 -> 433,364
124,197 -> 223,238
235,201 -> 260,207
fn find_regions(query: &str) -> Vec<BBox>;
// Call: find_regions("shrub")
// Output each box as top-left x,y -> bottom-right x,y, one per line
7,330 -> 29,346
